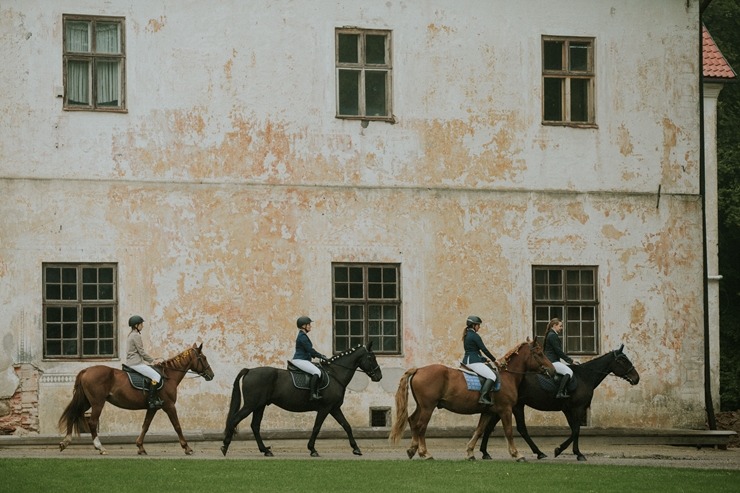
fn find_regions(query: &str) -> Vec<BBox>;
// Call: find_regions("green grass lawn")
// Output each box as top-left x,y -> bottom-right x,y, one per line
1,459 -> 738,493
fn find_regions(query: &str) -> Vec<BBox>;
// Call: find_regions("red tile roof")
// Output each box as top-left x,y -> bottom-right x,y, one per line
703,25 -> 736,80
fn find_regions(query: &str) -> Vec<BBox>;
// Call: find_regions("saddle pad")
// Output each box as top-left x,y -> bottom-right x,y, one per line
288,370 -> 330,390
122,365 -> 164,391
535,373 -> 578,394
462,371 -> 483,391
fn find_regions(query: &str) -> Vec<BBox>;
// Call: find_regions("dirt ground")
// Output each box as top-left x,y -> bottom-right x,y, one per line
2,435 -> 739,470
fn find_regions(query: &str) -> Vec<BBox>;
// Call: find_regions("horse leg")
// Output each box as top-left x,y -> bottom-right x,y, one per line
250,407 -> 273,457
307,410 -> 331,457
221,405 -> 254,456
479,414 -> 501,460
500,410 -> 525,462
513,404 -> 547,459
466,414 -> 492,460
330,407 -> 361,456
560,410 -> 586,461
412,407 -> 436,460
405,407 -> 422,459
87,404 -> 108,455
161,404 -> 194,455
135,408 -> 158,456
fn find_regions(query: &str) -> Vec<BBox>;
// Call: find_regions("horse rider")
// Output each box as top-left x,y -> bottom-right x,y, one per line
126,315 -> 165,409
289,316 -> 329,401
462,315 -> 500,405
543,317 -> 576,398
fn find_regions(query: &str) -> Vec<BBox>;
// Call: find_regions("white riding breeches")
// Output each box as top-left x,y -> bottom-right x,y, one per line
552,361 -> 573,377
466,362 -> 497,381
130,364 -> 160,384
290,359 -> 321,376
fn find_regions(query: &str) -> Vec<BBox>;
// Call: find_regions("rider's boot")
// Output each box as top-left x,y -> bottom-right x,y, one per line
309,374 -> 322,401
555,374 -> 571,399
147,381 -> 164,409
478,379 -> 494,405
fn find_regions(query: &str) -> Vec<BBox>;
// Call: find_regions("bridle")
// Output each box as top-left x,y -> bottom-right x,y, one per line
498,343 -> 554,377
161,348 -> 213,379
320,347 -> 381,380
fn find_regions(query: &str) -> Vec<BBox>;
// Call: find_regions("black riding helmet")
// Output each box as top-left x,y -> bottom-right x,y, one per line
128,315 -> 145,327
296,316 -> 313,328
466,315 -> 482,327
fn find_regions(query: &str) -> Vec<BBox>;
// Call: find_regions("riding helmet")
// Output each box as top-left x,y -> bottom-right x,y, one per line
466,315 -> 482,326
296,316 -> 313,328
128,315 -> 145,327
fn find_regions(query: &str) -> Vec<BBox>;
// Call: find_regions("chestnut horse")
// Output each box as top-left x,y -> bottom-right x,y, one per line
476,344 -> 640,461
58,343 -> 214,455
389,338 -> 554,461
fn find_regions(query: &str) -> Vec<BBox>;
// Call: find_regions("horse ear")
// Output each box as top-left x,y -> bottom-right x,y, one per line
367,340 -> 374,351
618,344 -> 624,353
198,343 -> 203,351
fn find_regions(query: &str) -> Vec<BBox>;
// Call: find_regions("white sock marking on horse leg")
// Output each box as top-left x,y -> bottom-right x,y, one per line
93,437 -> 102,450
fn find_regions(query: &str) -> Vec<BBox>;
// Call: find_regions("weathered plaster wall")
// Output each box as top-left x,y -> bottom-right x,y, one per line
0,1 -> 711,435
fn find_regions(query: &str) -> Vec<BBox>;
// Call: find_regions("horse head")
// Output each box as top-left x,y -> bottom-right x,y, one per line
611,344 -> 639,385
359,341 -> 383,382
528,337 -> 556,377
189,343 -> 215,381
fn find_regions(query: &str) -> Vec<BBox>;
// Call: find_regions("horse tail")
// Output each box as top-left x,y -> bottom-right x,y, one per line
57,370 -> 90,435
389,367 -> 418,444
224,368 -> 250,435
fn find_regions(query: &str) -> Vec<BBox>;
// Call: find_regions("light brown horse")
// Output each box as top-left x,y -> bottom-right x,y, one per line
58,343 -> 214,455
389,338 -> 554,461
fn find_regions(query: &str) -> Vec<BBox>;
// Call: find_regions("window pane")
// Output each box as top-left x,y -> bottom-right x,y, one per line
368,267 -> 381,283
383,283 -> 396,298
569,43 -> 589,72
570,78 -> 589,122
334,266 -> 348,283
99,268 -> 113,283
368,283 -> 382,299
83,285 -> 97,300
67,60 -> 91,105
47,341 -> 61,356
365,35 -> 386,64
66,21 -> 90,52
365,71 -> 387,116
339,70 -> 360,115
349,267 -> 363,282
96,22 -> 120,54
96,61 -> 120,106
83,268 -> 97,283
62,284 -> 77,300
338,33 -> 359,63
349,283 -> 363,298
544,78 -> 563,121
543,41 -> 563,70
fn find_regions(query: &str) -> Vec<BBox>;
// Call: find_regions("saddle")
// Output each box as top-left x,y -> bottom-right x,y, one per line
122,364 -> 165,391
286,361 -> 330,390
535,373 -> 578,395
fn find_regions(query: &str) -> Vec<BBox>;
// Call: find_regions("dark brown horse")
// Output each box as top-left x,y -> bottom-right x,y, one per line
388,338 -> 554,461
58,343 -> 214,455
476,344 -> 640,461
221,343 -> 382,457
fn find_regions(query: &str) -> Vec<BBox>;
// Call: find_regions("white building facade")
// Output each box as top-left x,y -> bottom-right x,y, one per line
0,1 -> 724,436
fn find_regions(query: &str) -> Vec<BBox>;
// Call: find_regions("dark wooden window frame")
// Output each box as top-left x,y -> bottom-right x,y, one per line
542,35 -> 595,127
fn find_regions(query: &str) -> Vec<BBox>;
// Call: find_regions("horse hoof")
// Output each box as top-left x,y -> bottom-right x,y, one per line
220,445 -> 229,456
59,443 -> 66,452
516,456 -> 526,462
467,456 -> 476,461
553,447 -> 562,458
100,450 -> 108,456
537,453 -> 548,460
406,449 -> 415,459
264,450 -> 274,457
352,448 -> 362,456
185,449 -> 194,455
481,453 -> 492,460
577,455 -> 587,462
137,450 -> 147,456
310,451 -> 320,457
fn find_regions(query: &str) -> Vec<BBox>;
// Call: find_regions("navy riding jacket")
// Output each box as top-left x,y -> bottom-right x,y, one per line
293,330 -> 326,360
544,329 -> 573,364
462,328 -> 497,364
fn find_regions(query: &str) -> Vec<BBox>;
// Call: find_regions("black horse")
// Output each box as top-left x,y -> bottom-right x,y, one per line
221,343 -> 382,457
477,344 -> 639,461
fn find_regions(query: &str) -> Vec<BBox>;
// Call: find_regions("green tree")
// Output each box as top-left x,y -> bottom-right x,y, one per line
704,0 -> 740,411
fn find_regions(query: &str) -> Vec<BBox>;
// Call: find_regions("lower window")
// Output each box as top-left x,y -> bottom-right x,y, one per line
43,263 -> 118,359
332,263 -> 401,354
532,266 -> 598,354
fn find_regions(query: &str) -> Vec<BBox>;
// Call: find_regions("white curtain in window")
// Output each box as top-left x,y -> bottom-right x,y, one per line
66,22 -> 90,104
95,24 -> 120,105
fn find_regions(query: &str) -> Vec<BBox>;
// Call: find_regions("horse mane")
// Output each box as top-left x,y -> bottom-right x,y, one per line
327,344 -> 365,363
160,346 -> 196,369
502,341 -> 529,362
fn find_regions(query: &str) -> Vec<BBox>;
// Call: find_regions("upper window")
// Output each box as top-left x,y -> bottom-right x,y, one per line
542,36 -> 594,125
532,266 -> 598,355
335,28 -> 393,122
43,263 -> 118,359
63,15 -> 126,111
332,263 -> 401,354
